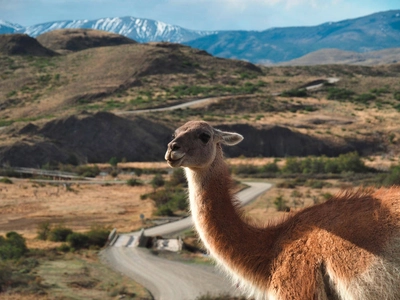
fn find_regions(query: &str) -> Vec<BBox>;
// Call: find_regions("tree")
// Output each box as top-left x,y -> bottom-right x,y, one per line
109,157 -> 119,168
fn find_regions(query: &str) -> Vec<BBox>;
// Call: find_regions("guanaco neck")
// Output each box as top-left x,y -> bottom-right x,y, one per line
184,145 -> 278,284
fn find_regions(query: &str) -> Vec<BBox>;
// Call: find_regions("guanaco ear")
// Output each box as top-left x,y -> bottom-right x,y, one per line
214,129 -> 244,146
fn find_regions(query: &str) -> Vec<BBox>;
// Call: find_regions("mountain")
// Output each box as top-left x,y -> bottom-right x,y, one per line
0,20 -> 24,34
279,48 -> 400,66
1,10 -> 400,64
185,10 -> 400,63
14,16 -> 216,43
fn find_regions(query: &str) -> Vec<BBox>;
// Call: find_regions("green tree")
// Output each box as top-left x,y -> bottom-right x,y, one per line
109,157 -> 119,168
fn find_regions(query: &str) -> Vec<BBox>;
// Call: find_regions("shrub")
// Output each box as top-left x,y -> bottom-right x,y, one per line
49,225 -> 73,242
109,157 -> 119,167
76,165 -> 100,177
232,164 -> 260,175
326,87 -> 355,101
0,177 -> 13,184
86,226 -> 111,248
353,93 -> 376,103
273,196 -> 290,212
67,232 -> 89,250
281,157 -> 302,174
127,178 -> 141,186
393,91 -> 400,101
380,165 -> 400,186
133,168 -> 143,177
151,174 -> 165,191
169,168 -> 187,186
0,232 -> 28,260
282,153 -> 369,175
58,243 -> 71,252
155,205 -> 174,216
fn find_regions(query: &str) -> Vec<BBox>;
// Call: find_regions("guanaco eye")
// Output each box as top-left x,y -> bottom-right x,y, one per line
199,132 -> 211,144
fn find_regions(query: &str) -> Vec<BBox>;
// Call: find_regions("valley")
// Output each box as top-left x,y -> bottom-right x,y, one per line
0,27 -> 400,299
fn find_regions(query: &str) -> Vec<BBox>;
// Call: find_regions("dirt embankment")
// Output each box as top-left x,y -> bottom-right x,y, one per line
0,112 -> 173,167
0,112 -> 383,168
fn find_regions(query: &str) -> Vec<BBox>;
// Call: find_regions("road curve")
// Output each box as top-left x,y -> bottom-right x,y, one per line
100,182 -> 272,300
116,97 -> 220,115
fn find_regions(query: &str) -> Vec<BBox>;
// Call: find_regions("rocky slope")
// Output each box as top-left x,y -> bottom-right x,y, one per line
0,112 -> 384,168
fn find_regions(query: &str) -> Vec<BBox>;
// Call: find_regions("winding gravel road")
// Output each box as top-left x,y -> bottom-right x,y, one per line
100,182 -> 272,300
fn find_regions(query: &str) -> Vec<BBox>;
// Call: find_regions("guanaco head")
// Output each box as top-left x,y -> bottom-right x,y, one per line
165,121 -> 243,169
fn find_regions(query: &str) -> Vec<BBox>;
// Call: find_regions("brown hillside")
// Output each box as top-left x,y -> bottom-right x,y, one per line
0,41 -> 261,120
0,111 -> 384,168
0,112 -> 173,167
36,28 -> 137,54
0,34 -> 58,57
280,48 -> 400,66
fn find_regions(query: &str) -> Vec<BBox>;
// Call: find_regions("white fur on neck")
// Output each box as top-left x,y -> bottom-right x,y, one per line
184,167 -> 273,299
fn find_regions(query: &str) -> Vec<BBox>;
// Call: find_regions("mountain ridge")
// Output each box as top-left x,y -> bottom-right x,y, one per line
1,16 -> 217,43
1,10 -> 400,64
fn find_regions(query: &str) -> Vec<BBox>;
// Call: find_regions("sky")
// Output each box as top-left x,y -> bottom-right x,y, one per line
0,0 -> 399,31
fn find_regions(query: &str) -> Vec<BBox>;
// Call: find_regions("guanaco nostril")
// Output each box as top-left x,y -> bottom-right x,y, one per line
171,143 -> 180,151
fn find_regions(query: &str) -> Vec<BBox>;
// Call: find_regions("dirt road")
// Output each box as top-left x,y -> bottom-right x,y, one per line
100,182 -> 272,300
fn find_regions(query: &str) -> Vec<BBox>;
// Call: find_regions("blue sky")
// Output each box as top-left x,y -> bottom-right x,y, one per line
0,0 -> 399,30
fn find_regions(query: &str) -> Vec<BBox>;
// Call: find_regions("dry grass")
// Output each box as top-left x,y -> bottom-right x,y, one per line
0,180 -> 154,243
243,178 -> 342,225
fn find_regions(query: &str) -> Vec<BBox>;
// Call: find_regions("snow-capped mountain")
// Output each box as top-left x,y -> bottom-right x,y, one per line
0,20 -> 24,34
1,16 -> 216,43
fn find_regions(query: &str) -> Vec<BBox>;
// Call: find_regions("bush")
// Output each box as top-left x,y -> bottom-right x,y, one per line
261,162 -> 280,173
393,91 -> 400,101
155,205 -> 174,216
86,226 -> 111,248
0,232 -> 28,260
0,177 -> 13,184
281,153 -> 370,175
168,168 -> 187,186
109,157 -> 119,167
327,87 -> 355,101
76,165 -> 100,177
127,178 -> 141,186
151,174 -> 165,191
67,232 -> 89,250
49,225 -> 73,242
232,164 -> 261,175
57,243 -> 71,252
353,93 -> 376,103
273,196 -> 290,212
380,165 -> 400,186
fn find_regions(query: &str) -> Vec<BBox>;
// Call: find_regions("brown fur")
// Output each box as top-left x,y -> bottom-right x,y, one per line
165,121 -> 400,300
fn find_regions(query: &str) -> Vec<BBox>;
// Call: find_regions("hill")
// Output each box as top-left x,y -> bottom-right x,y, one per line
0,111 -> 383,168
0,112 -> 172,167
0,37 -> 261,121
36,29 -> 137,54
280,48 -> 400,66
1,33 -> 400,167
0,34 -> 58,56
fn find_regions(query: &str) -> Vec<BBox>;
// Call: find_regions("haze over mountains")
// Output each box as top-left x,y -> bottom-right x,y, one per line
1,10 -> 400,64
